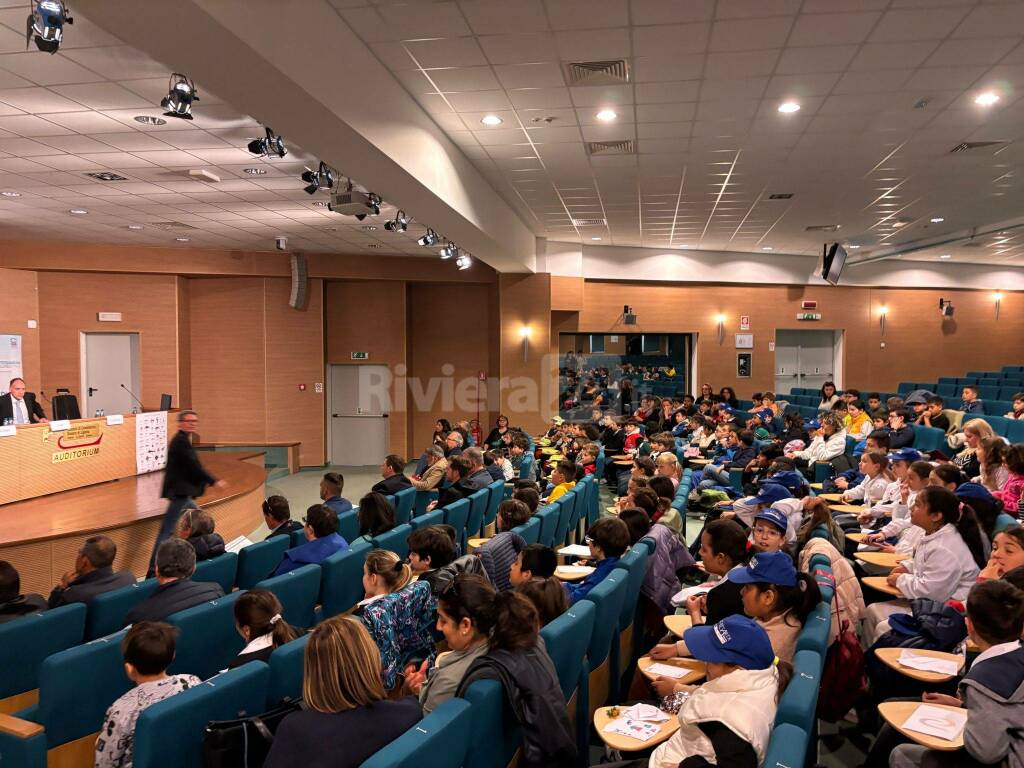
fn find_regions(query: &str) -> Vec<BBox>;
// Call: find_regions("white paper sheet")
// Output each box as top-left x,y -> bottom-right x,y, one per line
670,583 -> 712,607
646,661 -> 692,680
898,652 -> 959,676
901,704 -> 967,741
602,718 -> 662,742
225,535 -> 254,554
620,703 -> 670,722
558,544 -> 592,558
557,565 -> 594,576
135,411 -> 168,473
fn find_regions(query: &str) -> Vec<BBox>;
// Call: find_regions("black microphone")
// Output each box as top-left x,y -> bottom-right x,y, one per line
120,383 -> 145,409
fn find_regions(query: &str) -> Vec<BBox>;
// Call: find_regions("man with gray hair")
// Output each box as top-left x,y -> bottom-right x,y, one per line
127,538 -> 223,624
462,447 -> 492,490
48,535 -> 134,608
444,429 -> 464,458
412,445 -> 448,491
148,410 -> 225,577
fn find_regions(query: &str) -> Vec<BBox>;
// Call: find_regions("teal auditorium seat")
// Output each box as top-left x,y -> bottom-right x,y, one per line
461,680 -> 522,768
267,633 -> 310,705
763,723 -> 810,768
443,497 -> 471,551
86,578 -> 158,640
466,489 -> 490,539
511,515 -> 541,545
775,649 -> 822,734
911,425 -> 946,453
319,540 -> 371,618
795,602 -> 831,663
167,591 -> 245,680
372,523 -> 413,560
553,492 -> 575,545
236,537 -> 289,590
393,487 -> 415,525
414,490 -> 438,517
408,508 -> 444,531
484,479 -> 505,528
537,505 -> 559,547
581,570 -> 628,712
288,529 -> 305,548
361,698 -> 473,768
192,551 -> 238,594
541,600 -> 595,758
132,663 -> 269,768
586,472 -> 600,526
614,545 -> 650,672
254,563 -> 321,628
0,603 -> 85,703
337,509 -> 359,543
519,452 -> 535,480
1008,419 -> 1024,444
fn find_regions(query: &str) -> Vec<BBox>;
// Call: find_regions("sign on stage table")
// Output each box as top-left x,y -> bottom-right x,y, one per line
0,334 -> 22,393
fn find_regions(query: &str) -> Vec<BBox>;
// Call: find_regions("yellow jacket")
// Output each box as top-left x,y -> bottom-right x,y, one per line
546,481 -> 576,504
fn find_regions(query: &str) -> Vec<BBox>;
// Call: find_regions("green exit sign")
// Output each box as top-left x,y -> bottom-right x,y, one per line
796,313 -> 821,321
351,351 -> 369,360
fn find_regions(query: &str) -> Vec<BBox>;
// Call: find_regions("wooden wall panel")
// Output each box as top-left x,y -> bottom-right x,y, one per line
0,267 -> 40,390
550,275 -> 584,312
37,272 -> 181,408
265,278 -> 326,466
498,273 -> 553,435
175,277 -> 191,408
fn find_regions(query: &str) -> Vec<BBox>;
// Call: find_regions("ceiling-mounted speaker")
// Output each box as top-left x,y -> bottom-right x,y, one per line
289,253 -> 308,309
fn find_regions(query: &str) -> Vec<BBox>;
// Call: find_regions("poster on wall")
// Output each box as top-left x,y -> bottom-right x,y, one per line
735,333 -> 754,349
0,335 -> 23,394
135,411 -> 168,474
737,353 -> 752,378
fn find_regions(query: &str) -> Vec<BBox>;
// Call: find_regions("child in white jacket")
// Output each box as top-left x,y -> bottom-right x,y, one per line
842,451 -> 894,506
648,615 -> 790,768
857,448 -> 923,527
786,414 -> 847,466
863,460 -> 933,556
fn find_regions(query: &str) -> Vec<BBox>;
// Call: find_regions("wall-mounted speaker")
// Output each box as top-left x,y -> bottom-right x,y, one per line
289,253 -> 308,309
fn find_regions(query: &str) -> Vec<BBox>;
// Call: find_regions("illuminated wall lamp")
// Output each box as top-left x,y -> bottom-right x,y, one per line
994,291 -> 1003,320
714,314 -> 726,345
879,305 -> 888,336
519,325 -> 532,362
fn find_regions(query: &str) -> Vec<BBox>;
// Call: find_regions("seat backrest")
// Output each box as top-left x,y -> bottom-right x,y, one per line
236,537 -> 290,590
267,633 -> 310,705
372,523 -> 414,560
911,425 -> 945,453
360,698 -> 473,768
537,505 -> 559,548
36,628 -> 130,748
581,570 -> 628,669
466,489 -> 490,539
393,487 -> 416,525
409,508 -> 445,531
86,578 -> 159,640
795,601 -> 831,657
337,509 -> 360,543
319,540 -> 372,618
774,649 -> 821,734
519,452 -> 534,480
132,663 -> 269,768
0,602 -> 86,700
253,563 -> 321,629
191,552 -> 238,594
614,546 -> 650,632
167,590 -> 245,680
552,493 -> 574,545
443,498 -> 471,550
540,600 -> 596,700
1007,418 -> 1024,444
763,723 -> 810,768
484,480 -> 505,527
512,515 -> 541,545
288,528 -> 305,548
460,680 -> 522,768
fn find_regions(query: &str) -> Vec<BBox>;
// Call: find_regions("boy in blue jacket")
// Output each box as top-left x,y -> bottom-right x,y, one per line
565,516 -> 630,604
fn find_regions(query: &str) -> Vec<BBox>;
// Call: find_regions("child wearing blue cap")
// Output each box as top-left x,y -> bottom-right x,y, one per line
648,615 -> 792,768
750,508 -> 790,555
856,448 -> 922,529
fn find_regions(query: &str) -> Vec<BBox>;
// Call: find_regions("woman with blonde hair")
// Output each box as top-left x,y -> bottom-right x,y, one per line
355,549 -> 413,614
953,418 -> 996,479
655,451 -> 682,488
263,616 -> 422,768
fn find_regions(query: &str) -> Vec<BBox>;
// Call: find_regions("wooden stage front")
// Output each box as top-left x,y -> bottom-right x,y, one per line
0,452 -> 266,595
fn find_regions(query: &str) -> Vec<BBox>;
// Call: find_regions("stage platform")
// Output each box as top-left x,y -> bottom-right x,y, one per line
0,452 -> 266,595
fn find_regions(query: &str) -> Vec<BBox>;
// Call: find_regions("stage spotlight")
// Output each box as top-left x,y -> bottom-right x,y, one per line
417,228 -> 438,247
439,241 -> 457,259
25,1 -> 71,53
455,254 -> 472,270
160,73 -> 198,120
247,127 -> 287,158
384,210 -> 409,232
301,162 -> 334,195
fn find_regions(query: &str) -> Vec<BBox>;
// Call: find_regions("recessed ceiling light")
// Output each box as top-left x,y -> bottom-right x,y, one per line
778,101 -> 801,113
312,201 -> 329,207
1,191 -> 20,197
127,224 -> 144,230
591,236 -> 602,241
175,237 -> 190,242
940,254 -> 952,259
367,243 -> 382,249
929,217 -> 944,223
761,246 -> 773,251
243,167 -> 267,175
848,244 -> 861,249
134,115 -> 167,126
480,114 -> 503,126
975,91 -> 1000,107
595,108 -> 617,122
69,208 -> 88,215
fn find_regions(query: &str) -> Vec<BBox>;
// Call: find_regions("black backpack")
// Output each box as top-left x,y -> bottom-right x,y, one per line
202,698 -> 303,768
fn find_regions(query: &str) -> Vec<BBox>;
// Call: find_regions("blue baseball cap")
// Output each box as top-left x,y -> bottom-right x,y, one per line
683,615 -> 776,669
728,551 -> 798,587
753,507 -> 789,534
721,405 -> 737,414
752,483 -> 793,506
955,482 -> 995,504
757,408 -> 774,422
887,448 -> 922,463
764,470 -> 806,493
806,419 -> 821,430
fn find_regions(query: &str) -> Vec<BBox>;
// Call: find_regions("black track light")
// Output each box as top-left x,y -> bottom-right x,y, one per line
26,0 -> 71,53
418,228 -> 439,247
161,73 -> 198,120
247,127 -> 287,158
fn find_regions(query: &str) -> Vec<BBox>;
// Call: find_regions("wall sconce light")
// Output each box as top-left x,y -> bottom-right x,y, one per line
878,305 -> 888,336
714,314 -> 726,345
994,292 -> 1003,320
519,325 -> 532,362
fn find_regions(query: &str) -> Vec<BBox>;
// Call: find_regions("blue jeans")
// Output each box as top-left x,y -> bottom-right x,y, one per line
148,495 -> 198,576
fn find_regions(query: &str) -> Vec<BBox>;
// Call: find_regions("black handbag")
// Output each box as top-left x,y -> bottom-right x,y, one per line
202,698 -> 303,768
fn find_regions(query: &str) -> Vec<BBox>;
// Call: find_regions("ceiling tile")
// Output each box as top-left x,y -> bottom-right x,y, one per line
849,41 -> 940,71
460,0 -> 549,35
0,87 -> 90,113
544,0 -> 629,30
633,23 -> 711,53
704,49 -> 780,79
633,54 -> 706,82
60,46 -> 171,81
507,87 -> 572,109
637,102 -> 697,122
0,115 -> 72,136
630,0 -> 715,25
635,81 -> 701,104
50,82 -> 151,111
925,37 -> 1020,68
776,45 -> 859,74
788,12 -> 882,46
554,28 -> 631,61
446,90 -> 513,111
0,52 -> 105,86
477,33 -> 557,65
569,85 -> 633,107
709,16 -> 794,52
493,62 -> 566,90
428,67 -> 502,92
953,4 -> 1024,39
39,111 -> 132,133
406,37 -> 489,69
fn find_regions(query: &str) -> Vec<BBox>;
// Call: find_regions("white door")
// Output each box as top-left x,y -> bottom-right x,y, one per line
328,364 -> 390,466
774,330 -> 837,396
82,333 -> 141,416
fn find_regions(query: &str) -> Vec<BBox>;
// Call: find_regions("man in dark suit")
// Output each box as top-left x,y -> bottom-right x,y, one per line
0,378 -> 47,424
127,538 -> 223,625
47,535 -> 134,608
263,495 -> 303,541
371,454 -> 412,495
148,410 -> 224,576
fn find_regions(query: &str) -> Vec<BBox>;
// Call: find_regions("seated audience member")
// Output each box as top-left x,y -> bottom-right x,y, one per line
0,560 -> 46,623
961,384 -> 984,415
515,577 -> 568,627
1007,392 -> 1024,420
952,418 -> 995,479
274,505 -> 349,577
994,443 -> 1024,516
565,516 -> 630,604
844,399 -> 872,440
509,434 -> 531,476
749,507 -> 791,555
476,500 -> 530,591
886,579 -> 1024,768
648,616 -> 791,768
577,444 -> 598,476
979,526 -> 1024,580
176,508 -> 225,561
866,393 -> 882,413
455,587 -> 576,767
407,525 -> 486,594
974,437 -> 1009,493
230,589 -> 299,668
357,549 -> 413,613
444,429 -> 464,457
126,538 -> 223,625
544,460 -> 577,504
263,495 -> 303,540
371,455 -> 413,495
94,622 -> 201,768
484,450 -> 511,482
785,413 -> 847,468
917,395 -> 951,432
47,535 -> 134,608
428,455 -> 475,510
264,617 -> 422,768
354,492 -> 397,544
462,447 -> 493,491
819,381 -> 840,410
513,485 -> 540,515
412,446 -> 448,491
509,544 -> 558,586
841,451 -> 894,506
319,472 -> 352,515
886,408 -> 915,449
484,414 -> 513,450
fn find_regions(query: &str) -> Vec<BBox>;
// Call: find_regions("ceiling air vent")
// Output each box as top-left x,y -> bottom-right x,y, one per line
150,221 -> 198,231
572,218 -> 607,226
565,59 -> 630,86
586,140 -> 635,155
85,172 -> 128,182
805,224 -> 841,232
768,193 -> 793,200
949,141 -> 1008,154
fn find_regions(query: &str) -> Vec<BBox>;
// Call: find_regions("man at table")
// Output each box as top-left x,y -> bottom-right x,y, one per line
0,378 -> 47,424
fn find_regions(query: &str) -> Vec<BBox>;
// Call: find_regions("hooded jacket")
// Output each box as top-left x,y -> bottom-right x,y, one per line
794,429 -> 848,463
799,537 -> 864,646
420,554 -> 489,595
643,524 -> 696,613
186,533 -> 225,562
958,642 -> 1024,767
895,523 -> 980,602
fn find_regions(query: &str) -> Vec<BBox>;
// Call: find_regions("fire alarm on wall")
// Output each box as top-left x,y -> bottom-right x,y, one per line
298,383 -> 306,391
801,300 -> 818,310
